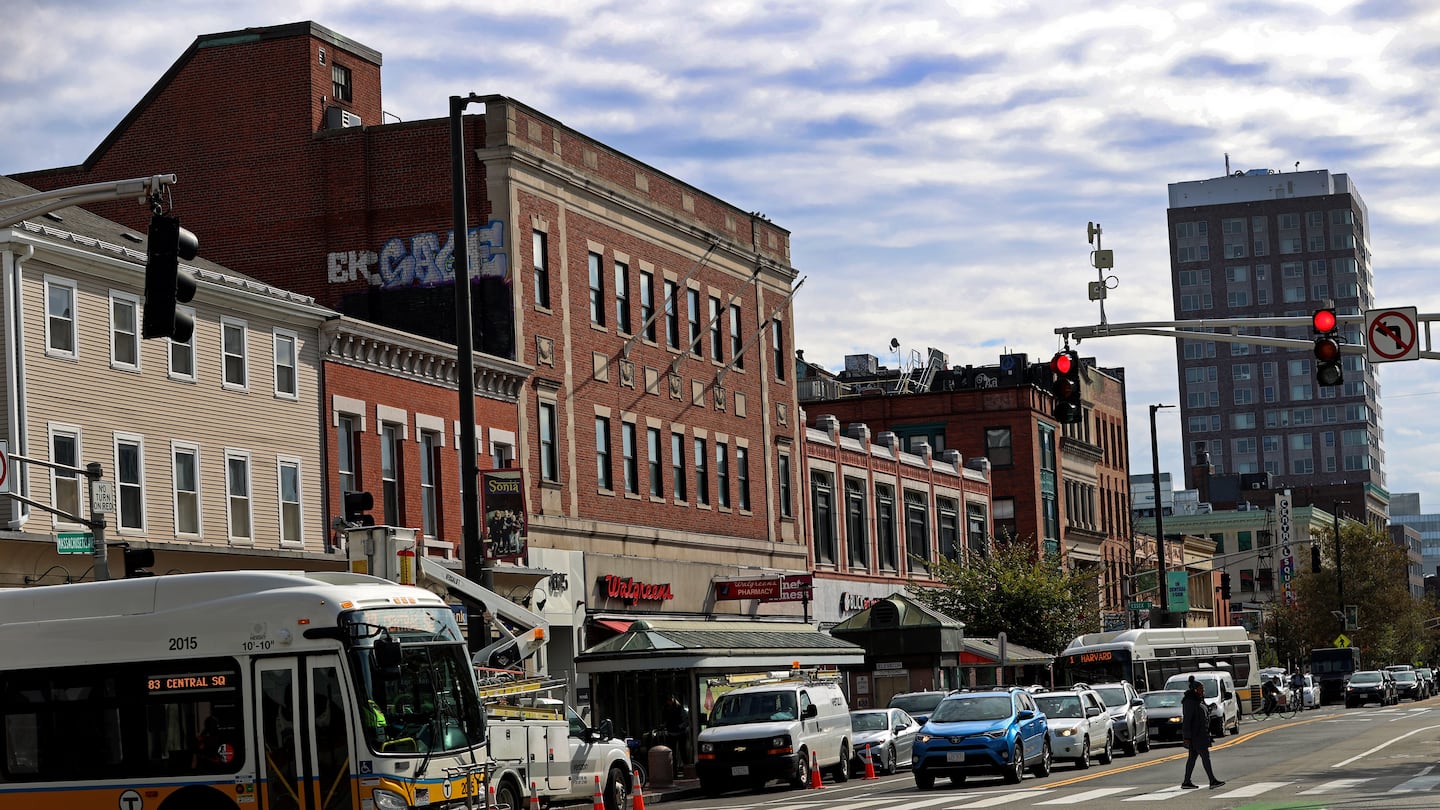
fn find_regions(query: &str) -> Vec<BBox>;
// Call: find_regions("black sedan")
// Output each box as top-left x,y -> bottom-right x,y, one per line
1345,670 -> 1396,707
1142,690 -> 1214,743
1393,670 -> 1423,701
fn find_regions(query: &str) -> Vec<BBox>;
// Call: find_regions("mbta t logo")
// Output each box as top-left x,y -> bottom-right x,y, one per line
1049,350 -> 1083,424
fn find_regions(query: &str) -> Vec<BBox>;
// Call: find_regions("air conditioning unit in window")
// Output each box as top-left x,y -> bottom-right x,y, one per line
325,107 -> 363,130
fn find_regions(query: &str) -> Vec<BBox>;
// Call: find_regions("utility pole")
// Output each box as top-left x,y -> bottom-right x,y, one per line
1333,500 -> 1348,627
1150,403 -> 1174,625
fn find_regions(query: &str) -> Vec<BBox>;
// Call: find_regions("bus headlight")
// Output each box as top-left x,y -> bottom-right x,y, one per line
372,789 -> 409,810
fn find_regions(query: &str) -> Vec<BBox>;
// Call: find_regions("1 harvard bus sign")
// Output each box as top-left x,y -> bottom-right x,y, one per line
481,469 -> 528,562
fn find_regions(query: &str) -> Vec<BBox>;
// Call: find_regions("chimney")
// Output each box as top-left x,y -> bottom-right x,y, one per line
1192,447 -> 1213,507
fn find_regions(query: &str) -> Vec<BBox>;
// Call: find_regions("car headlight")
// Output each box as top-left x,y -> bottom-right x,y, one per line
372,789 -> 409,810
1056,728 -> 1077,737
982,729 -> 1008,739
700,742 -> 714,753
918,734 -> 933,743
772,736 -> 788,748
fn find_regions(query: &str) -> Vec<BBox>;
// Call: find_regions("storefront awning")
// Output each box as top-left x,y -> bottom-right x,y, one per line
574,618 -> 865,673
593,618 -> 634,634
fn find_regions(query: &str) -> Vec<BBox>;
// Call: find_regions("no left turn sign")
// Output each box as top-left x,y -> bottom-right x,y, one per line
1365,306 -> 1420,363
0,440 -> 9,494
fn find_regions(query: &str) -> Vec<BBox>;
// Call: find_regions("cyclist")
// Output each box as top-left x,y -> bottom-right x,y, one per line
1261,675 -> 1282,717
1289,669 -> 1307,708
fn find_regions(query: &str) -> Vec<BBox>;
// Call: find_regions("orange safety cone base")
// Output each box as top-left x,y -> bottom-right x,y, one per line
593,774 -> 604,810
810,750 -> 824,789
863,744 -> 877,780
631,768 -> 647,810
529,781 -> 542,809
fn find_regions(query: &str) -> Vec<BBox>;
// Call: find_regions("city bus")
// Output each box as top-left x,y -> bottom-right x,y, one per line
1054,627 -> 1260,709
0,570 -> 488,810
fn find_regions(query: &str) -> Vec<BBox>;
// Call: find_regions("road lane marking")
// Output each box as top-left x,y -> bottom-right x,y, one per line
1297,777 -> 1372,794
952,791 -> 1052,806
1389,775 -> 1440,792
1212,781 -> 1292,798
1331,724 -> 1440,767
1033,786 -> 1131,804
1121,785 -> 1187,801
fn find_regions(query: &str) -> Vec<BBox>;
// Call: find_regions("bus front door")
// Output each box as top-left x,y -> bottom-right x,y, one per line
255,656 -> 357,810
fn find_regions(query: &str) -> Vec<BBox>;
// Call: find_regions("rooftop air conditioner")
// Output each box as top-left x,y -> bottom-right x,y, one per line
325,107 -> 363,130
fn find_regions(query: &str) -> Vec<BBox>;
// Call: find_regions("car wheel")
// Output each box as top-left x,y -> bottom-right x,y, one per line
884,744 -> 897,775
1032,739 -> 1052,777
790,748 -> 810,788
1075,737 -> 1091,769
1004,742 -> 1025,784
833,743 -> 851,782
914,771 -> 935,790
1138,731 -> 1151,753
1122,728 -> 1138,757
603,765 -> 629,810
1098,732 -> 1113,764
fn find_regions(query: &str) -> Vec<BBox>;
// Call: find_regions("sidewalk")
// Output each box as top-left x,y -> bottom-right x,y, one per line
641,775 -> 704,804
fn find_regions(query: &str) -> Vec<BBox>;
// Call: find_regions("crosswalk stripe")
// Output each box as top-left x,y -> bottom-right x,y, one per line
951,791 -> 1052,807
1298,777 -> 1372,794
1033,787 -> 1132,804
1121,786 -> 1186,801
1389,774 -> 1440,792
1213,781 -> 1292,798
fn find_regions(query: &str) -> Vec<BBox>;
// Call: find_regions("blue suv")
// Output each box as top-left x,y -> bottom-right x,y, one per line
911,688 -> 1051,788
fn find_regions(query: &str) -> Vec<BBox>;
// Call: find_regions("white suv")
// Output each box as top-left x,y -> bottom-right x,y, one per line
1033,687 -> 1113,768
1091,681 -> 1149,756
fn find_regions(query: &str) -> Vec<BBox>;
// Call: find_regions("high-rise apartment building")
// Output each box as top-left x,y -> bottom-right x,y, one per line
1167,168 -> 1385,519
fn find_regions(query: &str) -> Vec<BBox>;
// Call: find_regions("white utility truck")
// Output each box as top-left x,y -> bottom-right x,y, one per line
349,526 -> 634,810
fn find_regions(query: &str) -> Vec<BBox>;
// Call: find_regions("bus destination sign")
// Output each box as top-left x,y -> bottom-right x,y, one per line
148,672 -> 233,694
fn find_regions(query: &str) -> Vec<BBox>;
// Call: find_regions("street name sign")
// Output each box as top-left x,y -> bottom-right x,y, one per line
57,531 -> 93,554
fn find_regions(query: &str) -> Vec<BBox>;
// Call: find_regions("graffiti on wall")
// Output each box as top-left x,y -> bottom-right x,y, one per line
327,221 -> 510,289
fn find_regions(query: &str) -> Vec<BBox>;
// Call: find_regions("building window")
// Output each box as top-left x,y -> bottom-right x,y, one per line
671,432 -> 687,501
772,319 -> 785,380
938,497 -> 960,562
273,329 -> 298,399
876,484 -> 897,571
172,442 -> 201,536
614,261 -> 631,334
777,452 -> 792,517
845,477 -> 868,568
221,318 -> 248,389
647,426 -> 663,497
337,414 -> 359,494
169,307 -> 196,380
491,439 -> 514,470
985,427 -> 1013,467
588,252 -> 606,326
812,472 -> 836,564
45,276 -> 77,357
278,457 -> 302,547
966,502 -> 988,557
110,292 -> 140,370
709,295 -> 723,361
49,426 -> 82,525
905,490 -> 929,573
639,271 -> 655,341
694,437 -> 709,505
595,416 -> 613,491
532,230 -> 550,308
115,435 -> 144,531
736,445 -> 751,511
539,401 -> 558,482
664,280 -> 680,349
225,450 -> 253,542
419,431 -> 440,539
331,63 -> 352,102
622,421 -> 639,495
687,288 -> 702,356
729,304 -> 744,369
716,442 -> 730,508
381,423 -> 403,523
994,497 -> 1017,541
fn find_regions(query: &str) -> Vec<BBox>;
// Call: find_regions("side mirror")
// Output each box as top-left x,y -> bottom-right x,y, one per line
802,704 -> 818,719
598,718 -> 614,740
1085,707 -> 1102,717
1131,698 -> 1143,707
1017,709 -> 1034,720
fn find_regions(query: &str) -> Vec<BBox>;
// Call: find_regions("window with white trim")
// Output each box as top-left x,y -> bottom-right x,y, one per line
44,276 -> 77,358
420,430 -> 440,539
273,329 -> 298,398
225,450 -> 253,542
381,423 -> 403,522
172,442 -> 201,536
110,291 -> 141,370
115,434 -> 145,532
221,318 -> 248,389
337,414 -> 359,494
169,306 -> 196,380
49,424 -> 83,526
277,457 -> 303,546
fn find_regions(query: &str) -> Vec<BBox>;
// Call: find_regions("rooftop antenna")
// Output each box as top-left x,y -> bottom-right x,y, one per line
1225,152 -> 1230,176
1087,222 -> 1117,325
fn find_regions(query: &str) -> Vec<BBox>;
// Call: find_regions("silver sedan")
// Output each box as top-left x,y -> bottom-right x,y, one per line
849,708 -> 921,775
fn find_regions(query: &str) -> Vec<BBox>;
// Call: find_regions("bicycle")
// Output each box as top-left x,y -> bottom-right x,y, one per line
1258,688 -> 1300,721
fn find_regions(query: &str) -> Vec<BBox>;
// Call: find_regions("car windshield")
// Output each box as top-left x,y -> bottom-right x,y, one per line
1143,691 -> 1184,709
1167,678 -> 1218,698
1094,687 -> 1125,708
708,690 -> 797,725
930,695 -> 1013,722
889,693 -> 944,714
1350,672 -> 1381,684
1035,695 -> 1083,719
1395,672 -> 1418,683
851,712 -> 889,731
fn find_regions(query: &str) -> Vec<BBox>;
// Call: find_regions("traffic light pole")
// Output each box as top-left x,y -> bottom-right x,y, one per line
1150,403 -> 1173,624
0,454 -> 112,580
0,175 -> 177,229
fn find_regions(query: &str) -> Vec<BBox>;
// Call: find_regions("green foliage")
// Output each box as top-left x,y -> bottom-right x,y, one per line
1272,521 -> 1433,667
909,537 -> 1100,655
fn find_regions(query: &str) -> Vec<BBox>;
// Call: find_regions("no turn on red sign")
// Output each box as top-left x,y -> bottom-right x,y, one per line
1365,307 -> 1420,363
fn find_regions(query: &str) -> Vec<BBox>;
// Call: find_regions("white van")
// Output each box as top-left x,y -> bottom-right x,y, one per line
1164,671 -> 1241,737
695,677 -> 852,796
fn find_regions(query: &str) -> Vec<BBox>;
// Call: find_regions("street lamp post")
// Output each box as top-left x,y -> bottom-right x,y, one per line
1333,499 -> 1348,628
1150,404 -> 1174,625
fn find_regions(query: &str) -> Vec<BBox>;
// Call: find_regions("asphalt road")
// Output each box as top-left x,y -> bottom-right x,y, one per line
661,699 -> 1440,809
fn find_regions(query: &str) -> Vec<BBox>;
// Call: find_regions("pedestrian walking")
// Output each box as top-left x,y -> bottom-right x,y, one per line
1180,677 -> 1225,789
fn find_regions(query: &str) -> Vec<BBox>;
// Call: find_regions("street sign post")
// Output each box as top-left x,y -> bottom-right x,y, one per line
57,531 -> 94,554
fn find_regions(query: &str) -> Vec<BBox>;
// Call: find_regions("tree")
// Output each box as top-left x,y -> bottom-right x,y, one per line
910,537 -> 1100,654
1273,521 -> 1433,667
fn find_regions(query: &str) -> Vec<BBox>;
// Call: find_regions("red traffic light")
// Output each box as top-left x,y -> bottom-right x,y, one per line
1050,352 -> 1073,375
1313,336 -> 1341,363
1312,309 -> 1337,333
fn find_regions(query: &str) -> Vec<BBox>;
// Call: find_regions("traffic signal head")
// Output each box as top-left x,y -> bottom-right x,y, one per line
123,547 -> 155,578
1312,308 -> 1343,387
343,490 -> 375,526
143,213 -> 199,342
1220,571 -> 1232,601
1049,350 -> 1083,424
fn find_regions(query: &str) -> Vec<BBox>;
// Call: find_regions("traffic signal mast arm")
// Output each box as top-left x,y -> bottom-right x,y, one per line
0,174 -> 177,229
1057,314 -> 1372,353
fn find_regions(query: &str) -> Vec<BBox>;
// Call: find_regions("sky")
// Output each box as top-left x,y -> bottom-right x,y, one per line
5,0 -> 1440,510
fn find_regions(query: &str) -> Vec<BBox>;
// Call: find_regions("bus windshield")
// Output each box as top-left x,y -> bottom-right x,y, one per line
343,607 -> 486,755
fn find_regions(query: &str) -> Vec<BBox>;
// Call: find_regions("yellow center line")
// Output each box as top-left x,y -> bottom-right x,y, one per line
1035,715 -> 1333,790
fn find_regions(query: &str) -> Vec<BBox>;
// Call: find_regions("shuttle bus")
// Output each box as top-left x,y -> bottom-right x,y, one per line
0,569 -> 488,810
1054,626 -> 1260,708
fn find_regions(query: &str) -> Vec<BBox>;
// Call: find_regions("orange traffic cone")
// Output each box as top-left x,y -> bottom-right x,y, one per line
592,774 -> 604,810
863,744 -> 877,780
809,750 -> 824,789
529,782 -> 541,810
631,769 -> 647,810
